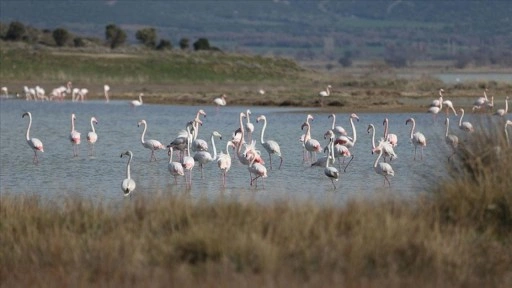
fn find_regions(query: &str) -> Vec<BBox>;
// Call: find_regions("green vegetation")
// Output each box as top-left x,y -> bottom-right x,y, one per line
1,126 -> 511,287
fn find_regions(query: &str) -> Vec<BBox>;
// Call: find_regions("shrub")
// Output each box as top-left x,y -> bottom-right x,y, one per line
156,39 -> 172,50
4,21 -> 25,41
105,24 -> 126,49
52,28 -> 70,47
135,27 -> 157,48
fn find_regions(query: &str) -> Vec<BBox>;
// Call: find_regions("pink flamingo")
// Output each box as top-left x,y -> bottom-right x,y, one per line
444,117 -> 459,162
87,117 -> 98,156
373,143 -> 395,187
247,148 -> 267,187
256,115 -> 283,170
300,114 -> 314,162
334,113 -> 359,148
328,114 -> 347,136
217,141 -> 234,187
405,117 -> 426,160
383,118 -> 398,147
137,119 -> 165,162
22,112 -> 44,164
301,121 -> 322,163
323,131 -> 339,189
368,124 -> 397,162
69,113 -> 81,157
167,146 -> 184,184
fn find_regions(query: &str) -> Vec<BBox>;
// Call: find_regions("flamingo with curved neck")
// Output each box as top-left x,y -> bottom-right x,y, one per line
335,113 -> 359,148
458,108 -> 474,133
445,118 -> 459,162
494,96 -> 509,116
257,115 -> 283,170
138,119 -> 165,161
69,113 -> 81,157
193,131 -> 221,179
368,124 -> 396,162
121,151 -> 136,197
22,112 -> 44,164
383,118 -> 398,147
405,117 -> 427,160
374,145 -> 394,187
87,117 -> 98,156
167,146 -> 184,184
329,114 -> 347,136
324,132 -> 339,189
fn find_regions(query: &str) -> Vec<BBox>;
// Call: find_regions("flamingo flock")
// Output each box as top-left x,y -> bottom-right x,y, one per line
15,86 -> 511,197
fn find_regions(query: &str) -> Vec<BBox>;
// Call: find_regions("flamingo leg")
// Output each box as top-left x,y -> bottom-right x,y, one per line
269,153 -> 273,170
343,155 -> 354,173
278,156 -> 283,170
200,164 -> 204,179
385,176 -> 391,187
331,179 -> 336,189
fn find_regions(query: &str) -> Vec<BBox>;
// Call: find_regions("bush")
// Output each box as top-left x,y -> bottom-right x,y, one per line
193,38 -> 211,51
135,27 -> 157,48
73,37 -> 86,47
105,24 -> 126,49
52,28 -> 70,47
179,38 -> 190,50
156,39 -> 172,50
4,21 -> 25,41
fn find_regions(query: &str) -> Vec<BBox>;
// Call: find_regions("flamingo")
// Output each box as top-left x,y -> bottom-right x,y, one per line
328,114 -> 348,136
120,151 -> 136,197
442,99 -> 457,117
427,98 -> 442,120
256,115 -> 283,170
181,125 -> 195,188
1,87 -> 7,97
69,113 -> 81,157
213,94 -> 227,112
405,117 -> 426,160
35,86 -> 48,101
193,131 -> 222,179
458,108 -> 474,133
137,119 -> 165,162
77,88 -> 88,102
368,124 -> 397,162
191,110 -> 208,152
23,86 -> 32,101
301,121 -> 322,163
373,143 -> 395,187
383,118 -> 398,147
334,113 -> 359,148
217,140 -> 234,187
247,147 -> 267,187
245,109 -> 255,143
168,120 -> 197,161
444,117 -> 459,162
131,93 -> 144,107
505,120 -> 512,146
22,112 -> 44,164
104,84 -> 110,102
494,96 -> 509,116
473,89 -> 489,111
430,88 -> 444,108
87,117 -> 98,156
300,114 -> 315,162
167,147 -> 184,184
318,85 -> 331,106
323,131 -> 339,189
72,88 -> 80,102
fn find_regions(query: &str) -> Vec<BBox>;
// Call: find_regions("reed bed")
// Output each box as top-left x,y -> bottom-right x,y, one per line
1,119 -> 511,287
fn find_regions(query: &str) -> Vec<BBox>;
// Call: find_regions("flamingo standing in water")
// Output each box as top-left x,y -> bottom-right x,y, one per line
167,146 -> 184,184
494,96 -> 509,117
245,109 -> 255,143
131,93 -> 144,107
87,117 -> 98,156
181,125 -> 196,188
318,85 -> 331,106
247,147 -> 267,187
300,114 -> 315,162
69,113 -> 81,157
373,142 -> 395,187
193,131 -> 222,179
334,113 -> 359,148
256,115 -> 283,170
217,140 -> 234,187
22,112 -> 44,164
458,108 -> 474,133
328,114 -> 348,136
383,118 -> 398,147
444,118 -> 459,162
213,94 -> 227,112
368,124 -> 397,162
121,151 -> 136,197
323,130 -> 340,189
301,121 -> 322,163
137,119 -> 165,162
405,117 -> 426,160
104,84 -> 110,102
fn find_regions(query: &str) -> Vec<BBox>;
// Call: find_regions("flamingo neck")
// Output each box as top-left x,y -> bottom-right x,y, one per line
211,133 -> 218,160
71,116 -> 76,132
25,114 -> 32,141
90,119 -> 96,133
304,123 -> 311,141
408,119 -> 416,139
139,95 -> 143,104
370,125 -> 376,149
186,127 -> 192,157
350,117 -> 357,144
326,86 -> 330,96
126,154 -> 132,179
260,118 -> 267,144
383,119 -> 389,138
225,142 -> 231,157
330,115 -> 335,129
374,149 -> 383,168
237,114 -> 245,154
246,111 -> 251,124
459,110 -> 465,127
445,119 -> 450,138
505,98 -> 509,113
140,123 -> 147,144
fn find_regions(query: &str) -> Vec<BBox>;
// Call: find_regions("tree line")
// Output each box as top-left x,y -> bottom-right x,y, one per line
0,21 -> 219,52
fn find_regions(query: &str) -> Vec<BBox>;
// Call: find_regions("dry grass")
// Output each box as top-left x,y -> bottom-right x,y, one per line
1,121 -> 512,287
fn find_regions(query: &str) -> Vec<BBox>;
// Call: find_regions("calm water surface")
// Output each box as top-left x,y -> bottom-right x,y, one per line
0,99 -> 483,205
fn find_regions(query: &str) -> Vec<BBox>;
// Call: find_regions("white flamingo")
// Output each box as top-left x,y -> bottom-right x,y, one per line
301,121 -> 322,163
300,114 -> 315,162
334,113 -> 359,148
213,94 -> 227,111
256,115 -> 283,170
373,143 -> 395,187
87,117 -> 98,156
22,112 -> 44,164
121,151 -> 136,197
473,89 -> 489,111
247,147 -> 267,187
77,88 -> 88,102
1,87 -> 7,97
181,125 -> 195,188
167,146 -> 184,184
444,117 -> 459,162
131,93 -> 144,107
69,113 -> 81,157
405,117 -> 426,160
383,118 -> 398,147
324,132 -> 339,189
217,140 -> 234,187
368,124 -> 397,162
104,84 -> 110,102
494,96 -> 509,116
505,120 -> 512,146
328,114 -> 347,136
458,108 -> 474,133
318,84 -> 331,106
430,88 -> 444,107
193,131 -> 222,179
245,109 -> 255,143
191,110 -> 208,152
35,86 -> 48,101
427,97 -> 442,120
137,119 -> 165,162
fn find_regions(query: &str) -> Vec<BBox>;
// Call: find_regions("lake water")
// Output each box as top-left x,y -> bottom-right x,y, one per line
0,99 -> 487,205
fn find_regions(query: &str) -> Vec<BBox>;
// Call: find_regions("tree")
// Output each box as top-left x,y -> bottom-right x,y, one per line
179,38 -> 189,50
338,51 -> 353,67
52,28 -> 70,47
105,24 -> 126,49
135,27 -> 157,48
5,21 -> 26,41
73,37 -> 86,47
193,38 -> 211,51
156,39 -> 172,50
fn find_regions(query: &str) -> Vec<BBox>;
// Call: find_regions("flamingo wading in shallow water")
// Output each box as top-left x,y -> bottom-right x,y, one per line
444,117 -> 459,162
458,108 -> 474,133
167,146 -> 184,184
193,131 -> 222,179
405,117 -> 426,160
138,119 -> 165,162
213,94 -> 227,112
373,143 -> 395,187
121,151 -> 136,197
69,113 -> 81,157
256,115 -> 283,170
131,93 -> 144,107
22,112 -> 44,164
217,140 -> 234,187
87,117 -> 98,156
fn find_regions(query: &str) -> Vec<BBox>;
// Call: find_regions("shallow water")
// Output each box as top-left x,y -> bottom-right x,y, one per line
0,99 -> 488,205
